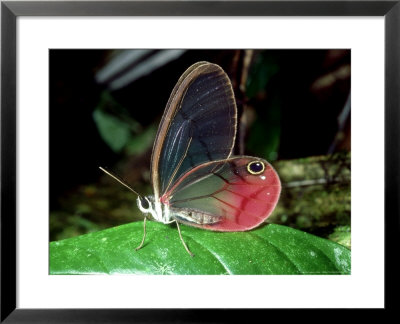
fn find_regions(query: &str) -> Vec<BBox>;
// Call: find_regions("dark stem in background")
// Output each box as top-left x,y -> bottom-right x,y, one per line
231,49 -> 254,156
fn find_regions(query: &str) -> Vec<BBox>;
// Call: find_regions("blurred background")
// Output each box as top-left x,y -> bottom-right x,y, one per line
50,49 -> 351,248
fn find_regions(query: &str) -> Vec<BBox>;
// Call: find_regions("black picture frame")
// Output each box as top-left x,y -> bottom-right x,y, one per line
1,0 -> 398,321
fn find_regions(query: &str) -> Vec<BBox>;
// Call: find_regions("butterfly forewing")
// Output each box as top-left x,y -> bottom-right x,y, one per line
151,62 -> 237,200
162,157 -> 281,232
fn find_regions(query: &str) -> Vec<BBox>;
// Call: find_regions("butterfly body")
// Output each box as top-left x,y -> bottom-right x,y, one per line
137,194 -> 221,226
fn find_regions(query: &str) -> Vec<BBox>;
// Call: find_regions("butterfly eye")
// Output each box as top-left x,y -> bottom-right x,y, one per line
246,161 -> 265,175
139,197 -> 150,210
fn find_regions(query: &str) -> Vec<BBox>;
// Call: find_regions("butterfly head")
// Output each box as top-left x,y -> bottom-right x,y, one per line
137,196 -> 154,214
136,195 -> 171,224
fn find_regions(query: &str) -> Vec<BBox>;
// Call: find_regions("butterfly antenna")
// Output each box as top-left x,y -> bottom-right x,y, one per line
99,166 -> 142,198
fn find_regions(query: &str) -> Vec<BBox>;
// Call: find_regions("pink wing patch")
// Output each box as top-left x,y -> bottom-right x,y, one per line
161,157 -> 281,232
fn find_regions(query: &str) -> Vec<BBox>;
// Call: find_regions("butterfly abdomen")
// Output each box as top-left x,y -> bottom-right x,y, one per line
170,207 -> 221,225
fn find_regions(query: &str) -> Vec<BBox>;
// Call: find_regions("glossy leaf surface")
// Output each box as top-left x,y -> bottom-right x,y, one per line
50,222 -> 350,275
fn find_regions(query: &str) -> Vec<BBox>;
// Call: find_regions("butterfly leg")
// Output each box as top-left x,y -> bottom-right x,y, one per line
175,220 -> 194,257
135,217 -> 147,251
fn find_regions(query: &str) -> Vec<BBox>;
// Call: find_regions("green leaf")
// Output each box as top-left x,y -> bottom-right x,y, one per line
93,109 -> 131,153
50,222 -> 350,275
125,124 -> 157,155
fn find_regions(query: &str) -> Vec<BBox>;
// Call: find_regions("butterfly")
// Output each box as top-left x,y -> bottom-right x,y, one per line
100,61 -> 281,256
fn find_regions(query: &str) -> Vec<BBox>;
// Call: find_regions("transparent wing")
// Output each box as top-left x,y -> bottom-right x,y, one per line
161,157 -> 281,232
151,62 -> 237,201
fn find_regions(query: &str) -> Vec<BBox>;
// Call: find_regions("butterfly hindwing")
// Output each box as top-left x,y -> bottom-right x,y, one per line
161,157 -> 281,232
150,62 -> 237,201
